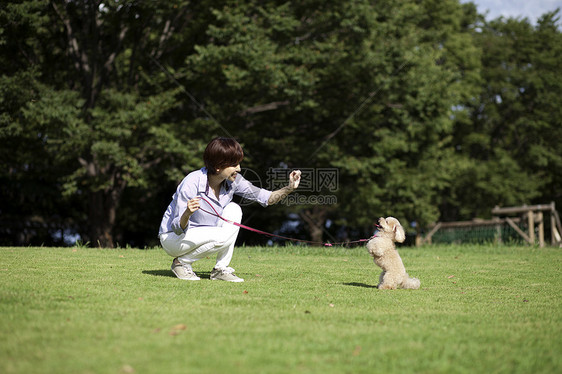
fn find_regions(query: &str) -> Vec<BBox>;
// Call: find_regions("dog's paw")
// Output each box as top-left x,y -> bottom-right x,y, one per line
400,277 -> 420,290
378,284 -> 396,290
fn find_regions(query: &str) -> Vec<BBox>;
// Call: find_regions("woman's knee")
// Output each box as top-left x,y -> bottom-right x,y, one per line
160,232 -> 184,257
222,202 -> 242,223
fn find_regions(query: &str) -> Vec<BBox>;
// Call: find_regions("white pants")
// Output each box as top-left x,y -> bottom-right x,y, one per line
159,203 -> 242,270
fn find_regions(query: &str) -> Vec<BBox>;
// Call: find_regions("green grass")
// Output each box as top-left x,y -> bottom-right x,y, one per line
1,244 -> 560,374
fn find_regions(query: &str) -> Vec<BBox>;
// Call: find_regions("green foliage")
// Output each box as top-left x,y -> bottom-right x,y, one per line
180,0 -> 487,235
0,1 -> 561,246
447,9 -> 562,220
1,245 -> 560,373
1,0 -> 210,246
318,0 -> 483,230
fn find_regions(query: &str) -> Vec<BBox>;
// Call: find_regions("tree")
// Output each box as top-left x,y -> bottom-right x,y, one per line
447,9 -> 562,220
2,1 -> 560,247
182,0 -> 483,241
0,1 -> 78,245
326,0 -> 484,235
1,1 -> 212,247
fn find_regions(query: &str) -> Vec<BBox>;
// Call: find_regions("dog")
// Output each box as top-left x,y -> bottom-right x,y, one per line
366,217 -> 420,290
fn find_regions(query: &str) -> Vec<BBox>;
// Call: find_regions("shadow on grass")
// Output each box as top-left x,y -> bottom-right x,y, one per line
342,282 -> 378,289
142,269 -> 175,278
142,269 -> 212,279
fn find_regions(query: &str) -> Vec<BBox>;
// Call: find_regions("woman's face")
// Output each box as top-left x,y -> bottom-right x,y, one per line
217,164 -> 241,182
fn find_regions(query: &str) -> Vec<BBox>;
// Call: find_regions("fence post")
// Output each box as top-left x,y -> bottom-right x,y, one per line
537,212 -> 544,248
423,223 -> 442,245
494,217 -> 502,244
550,202 -> 557,246
528,210 -> 535,245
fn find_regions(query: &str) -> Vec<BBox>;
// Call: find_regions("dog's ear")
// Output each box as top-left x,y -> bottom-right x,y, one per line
394,223 -> 406,243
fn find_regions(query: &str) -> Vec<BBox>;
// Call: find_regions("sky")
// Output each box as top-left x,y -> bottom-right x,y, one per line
462,0 -> 562,24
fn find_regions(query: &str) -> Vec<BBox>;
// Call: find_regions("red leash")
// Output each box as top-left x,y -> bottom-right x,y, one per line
197,196 -> 373,247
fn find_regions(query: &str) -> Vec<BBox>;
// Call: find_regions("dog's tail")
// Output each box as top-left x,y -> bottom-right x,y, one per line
402,275 -> 421,290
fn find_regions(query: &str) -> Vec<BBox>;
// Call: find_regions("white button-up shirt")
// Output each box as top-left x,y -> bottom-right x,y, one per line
159,167 -> 272,235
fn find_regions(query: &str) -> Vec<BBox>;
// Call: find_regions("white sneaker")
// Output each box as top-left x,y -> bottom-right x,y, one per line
171,259 -> 200,281
210,267 -> 244,282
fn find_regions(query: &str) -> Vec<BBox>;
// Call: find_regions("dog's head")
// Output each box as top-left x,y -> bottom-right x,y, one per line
377,217 -> 406,243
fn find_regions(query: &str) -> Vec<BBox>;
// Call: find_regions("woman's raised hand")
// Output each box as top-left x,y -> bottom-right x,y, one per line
289,170 -> 301,190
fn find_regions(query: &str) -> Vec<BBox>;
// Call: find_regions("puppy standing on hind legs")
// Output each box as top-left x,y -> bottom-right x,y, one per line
366,217 -> 420,290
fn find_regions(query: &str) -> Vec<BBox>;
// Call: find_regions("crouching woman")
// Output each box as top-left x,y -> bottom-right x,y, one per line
158,137 -> 301,282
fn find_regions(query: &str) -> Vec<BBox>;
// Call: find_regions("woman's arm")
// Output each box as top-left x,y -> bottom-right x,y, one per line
268,170 -> 301,205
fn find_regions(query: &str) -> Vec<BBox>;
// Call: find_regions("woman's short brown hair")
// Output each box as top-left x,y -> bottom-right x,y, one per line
204,137 -> 244,174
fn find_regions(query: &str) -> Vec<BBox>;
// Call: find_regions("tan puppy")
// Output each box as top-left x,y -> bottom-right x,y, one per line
366,217 -> 420,290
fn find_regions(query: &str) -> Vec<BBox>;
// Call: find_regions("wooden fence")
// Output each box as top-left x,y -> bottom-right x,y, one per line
421,202 -> 562,247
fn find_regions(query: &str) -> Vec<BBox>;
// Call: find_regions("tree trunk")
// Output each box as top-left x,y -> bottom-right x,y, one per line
87,190 -> 114,248
85,173 -> 126,248
300,207 -> 328,245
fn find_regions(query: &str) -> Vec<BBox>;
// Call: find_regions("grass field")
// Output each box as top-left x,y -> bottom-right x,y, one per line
0,244 -> 560,374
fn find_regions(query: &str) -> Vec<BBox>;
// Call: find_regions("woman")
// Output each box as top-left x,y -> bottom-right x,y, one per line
158,137 -> 301,282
